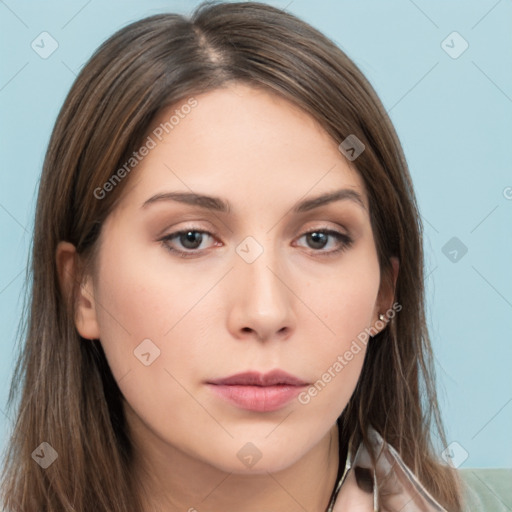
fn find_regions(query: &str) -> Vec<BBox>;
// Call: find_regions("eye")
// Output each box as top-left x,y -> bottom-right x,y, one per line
160,228 -> 218,258
159,226 -> 353,259
295,228 -> 353,255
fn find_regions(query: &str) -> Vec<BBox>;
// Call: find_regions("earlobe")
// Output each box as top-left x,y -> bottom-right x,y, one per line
56,241 -> 100,340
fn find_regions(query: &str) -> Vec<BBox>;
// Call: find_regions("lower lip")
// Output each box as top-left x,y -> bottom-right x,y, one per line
207,384 -> 307,412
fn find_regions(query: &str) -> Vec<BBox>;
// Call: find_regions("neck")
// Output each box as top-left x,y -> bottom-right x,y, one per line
126,407 -> 341,512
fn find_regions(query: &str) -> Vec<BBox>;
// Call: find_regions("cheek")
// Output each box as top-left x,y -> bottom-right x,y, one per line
294,250 -> 380,411
90,231 -> 235,435
90,233 -> 200,381
90,236 -> 213,441
302,247 -> 380,343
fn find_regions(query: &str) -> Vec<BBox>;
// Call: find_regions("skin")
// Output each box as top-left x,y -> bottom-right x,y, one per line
57,83 -> 398,512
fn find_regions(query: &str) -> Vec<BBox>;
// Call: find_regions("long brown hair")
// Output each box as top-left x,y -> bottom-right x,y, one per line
1,2 -> 462,510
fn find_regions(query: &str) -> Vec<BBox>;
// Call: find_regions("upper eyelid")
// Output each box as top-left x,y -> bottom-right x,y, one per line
162,224 -> 349,238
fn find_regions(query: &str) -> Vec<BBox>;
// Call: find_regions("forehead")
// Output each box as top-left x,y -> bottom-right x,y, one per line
116,83 -> 369,213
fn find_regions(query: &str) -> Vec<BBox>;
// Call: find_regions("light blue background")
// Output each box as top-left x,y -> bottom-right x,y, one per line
1,0 -> 511,468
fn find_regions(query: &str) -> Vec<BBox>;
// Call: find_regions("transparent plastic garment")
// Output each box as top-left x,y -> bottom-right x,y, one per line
327,427 -> 448,512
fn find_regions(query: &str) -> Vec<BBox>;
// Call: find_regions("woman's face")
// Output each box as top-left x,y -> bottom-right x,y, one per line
75,83 -> 394,474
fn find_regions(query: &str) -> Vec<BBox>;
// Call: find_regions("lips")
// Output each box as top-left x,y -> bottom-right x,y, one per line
207,370 -> 309,387
206,370 -> 309,412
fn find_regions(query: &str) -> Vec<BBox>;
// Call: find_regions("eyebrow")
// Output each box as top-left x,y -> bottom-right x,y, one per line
141,188 -> 366,213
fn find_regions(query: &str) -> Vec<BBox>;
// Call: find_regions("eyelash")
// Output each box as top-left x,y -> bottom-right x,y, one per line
159,226 -> 354,259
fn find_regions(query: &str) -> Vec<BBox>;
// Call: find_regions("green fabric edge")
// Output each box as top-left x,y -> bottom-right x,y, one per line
458,468 -> 512,512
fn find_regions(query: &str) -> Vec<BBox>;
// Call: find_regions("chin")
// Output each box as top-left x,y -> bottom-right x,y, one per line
201,440 -> 307,476
219,456 -> 299,476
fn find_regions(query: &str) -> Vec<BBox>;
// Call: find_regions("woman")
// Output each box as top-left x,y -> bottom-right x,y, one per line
1,2 -> 463,510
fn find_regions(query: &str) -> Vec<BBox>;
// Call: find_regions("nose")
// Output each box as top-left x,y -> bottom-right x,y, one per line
226,243 -> 296,343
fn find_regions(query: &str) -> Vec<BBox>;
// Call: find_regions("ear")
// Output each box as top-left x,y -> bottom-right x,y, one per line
56,241 -> 100,340
373,256 -> 399,330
